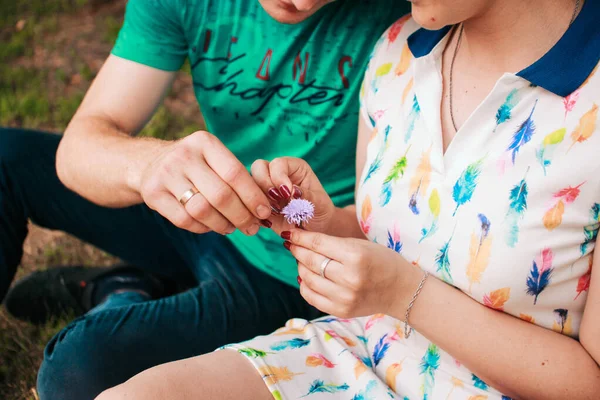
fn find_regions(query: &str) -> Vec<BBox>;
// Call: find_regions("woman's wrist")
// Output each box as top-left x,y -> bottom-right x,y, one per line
389,259 -> 429,321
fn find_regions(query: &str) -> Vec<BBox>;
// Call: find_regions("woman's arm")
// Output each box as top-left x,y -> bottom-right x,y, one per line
408,242 -> 600,399
322,117 -> 373,239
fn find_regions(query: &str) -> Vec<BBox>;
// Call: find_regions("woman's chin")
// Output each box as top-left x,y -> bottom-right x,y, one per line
411,10 -> 449,31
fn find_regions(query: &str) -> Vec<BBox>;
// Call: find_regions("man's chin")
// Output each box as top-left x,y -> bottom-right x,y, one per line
260,0 -> 324,24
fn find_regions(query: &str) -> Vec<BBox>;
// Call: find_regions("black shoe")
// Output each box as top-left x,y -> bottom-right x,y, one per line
4,265 -> 173,324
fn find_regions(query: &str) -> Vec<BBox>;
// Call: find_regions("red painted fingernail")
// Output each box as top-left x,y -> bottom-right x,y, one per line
280,185 -> 292,200
283,241 -> 292,250
260,220 -> 272,228
297,276 -> 302,285
293,186 -> 302,199
268,188 -> 283,202
281,231 -> 291,240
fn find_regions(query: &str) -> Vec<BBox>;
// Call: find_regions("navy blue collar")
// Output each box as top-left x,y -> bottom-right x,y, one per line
407,0 -> 600,97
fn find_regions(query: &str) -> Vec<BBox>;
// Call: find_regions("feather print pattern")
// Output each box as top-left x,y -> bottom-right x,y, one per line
360,195 -> 373,235
567,104 -> 597,152
373,334 -> 391,366
237,347 -> 272,358
387,14 -> 410,44
395,43 -> 412,76
258,365 -> 303,386
543,182 -> 585,231
405,95 -> 421,143
354,360 -> 368,379
435,229 -> 455,284
526,248 -> 554,305
580,203 -> 600,255
504,169 -> 529,247
419,344 -> 440,400
306,353 -> 336,368
302,380 -> 350,397
507,99 -> 538,164
385,363 -> 404,393
270,337 -> 312,351
351,380 -> 378,400
363,147 -> 384,184
574,256 -> 593,300
380,145 -> 411,206
536,128 -> 566,175
408,146 -> 432,215
375,63 -> 393,78
402,77 -> 414,105
452,159 -> 484,216
324,330 -> 356,347
494,89 -> 520,132
472,374 -> 489,391
446,377 -> 464,399
466,214 -> 492,292
552,309 -> 573,335
563,90 -> 580,121
420,189 -> 441,242
387,223 -> 403,253
365,314 -> 386,330
483,287 -> 510,311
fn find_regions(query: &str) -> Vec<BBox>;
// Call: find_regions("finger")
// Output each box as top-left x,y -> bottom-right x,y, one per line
298,268 -> 337,315
184,191 -> 245,235
268,157 -> 297,201
150,194 -> 211,234
162,173 -> 235,235
251,159 -> 283,213
298,262 -> 341,297
185,162 -> 261,235
202,137 -> 272,220
287,229 -> 355,263
290,245 -> 344,284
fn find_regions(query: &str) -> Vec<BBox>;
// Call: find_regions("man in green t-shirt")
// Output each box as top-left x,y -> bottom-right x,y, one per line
1,0 -> 409,398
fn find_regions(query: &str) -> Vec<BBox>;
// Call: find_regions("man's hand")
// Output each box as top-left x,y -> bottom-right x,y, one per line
139,131 -> 272,235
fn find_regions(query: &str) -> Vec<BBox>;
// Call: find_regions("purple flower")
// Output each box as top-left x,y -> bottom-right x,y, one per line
282,199 -> 315,225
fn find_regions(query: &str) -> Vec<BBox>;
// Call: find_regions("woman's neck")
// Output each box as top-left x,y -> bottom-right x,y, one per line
460,0 -> 581,74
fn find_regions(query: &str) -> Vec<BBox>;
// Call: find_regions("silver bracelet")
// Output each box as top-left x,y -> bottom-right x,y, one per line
403,272 -> 430,339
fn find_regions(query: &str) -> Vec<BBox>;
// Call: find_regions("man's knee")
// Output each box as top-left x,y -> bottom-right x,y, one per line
36,316 -> 130,400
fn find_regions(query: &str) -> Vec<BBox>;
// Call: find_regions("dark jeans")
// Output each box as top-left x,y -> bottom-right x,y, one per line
0,128 -> 321,400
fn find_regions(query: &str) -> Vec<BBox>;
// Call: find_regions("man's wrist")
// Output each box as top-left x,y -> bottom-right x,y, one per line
125,137 -> 168,195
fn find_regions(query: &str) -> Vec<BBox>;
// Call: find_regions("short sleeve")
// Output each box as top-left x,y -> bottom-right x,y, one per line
359,14 -> 414,129
111,0 -> 188,71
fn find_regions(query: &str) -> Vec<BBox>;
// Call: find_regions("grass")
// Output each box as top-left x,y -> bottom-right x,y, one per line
0,0 -> 202,397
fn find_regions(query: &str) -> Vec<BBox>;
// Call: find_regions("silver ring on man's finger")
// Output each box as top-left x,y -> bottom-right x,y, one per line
320,257 -> 332,279
179,187 -> 199,206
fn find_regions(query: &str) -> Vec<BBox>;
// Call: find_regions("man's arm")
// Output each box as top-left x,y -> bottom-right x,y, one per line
57,55 -> 272,236
56,55 -> 175,207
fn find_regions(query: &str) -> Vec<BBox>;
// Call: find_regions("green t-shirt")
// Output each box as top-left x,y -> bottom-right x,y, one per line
112,0 -> 411,287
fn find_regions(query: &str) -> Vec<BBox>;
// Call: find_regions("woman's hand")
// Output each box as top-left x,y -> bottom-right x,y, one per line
282,229 -> 424,319
251,157 -> 336,235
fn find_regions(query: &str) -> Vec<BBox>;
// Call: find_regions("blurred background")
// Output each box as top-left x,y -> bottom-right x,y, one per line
0,1 -> 204,397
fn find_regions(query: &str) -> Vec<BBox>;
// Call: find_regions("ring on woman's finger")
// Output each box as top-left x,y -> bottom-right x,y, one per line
320,257 -> 332,279
179,187 -> 199,206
